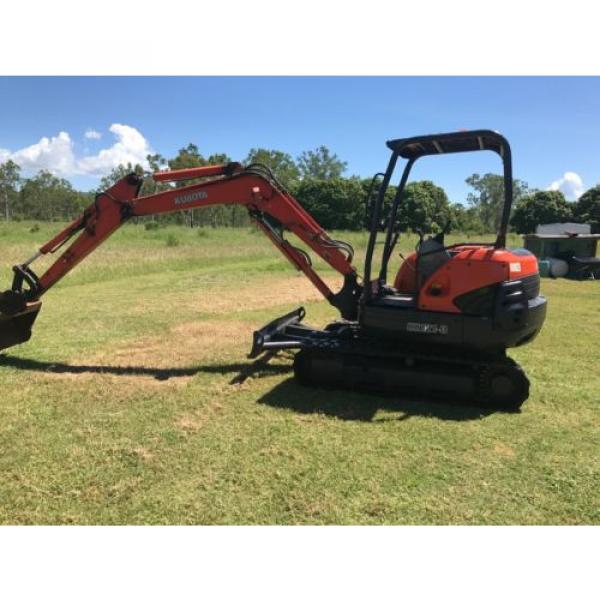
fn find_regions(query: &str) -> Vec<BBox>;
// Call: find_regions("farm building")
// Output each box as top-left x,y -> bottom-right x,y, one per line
523,222 -> 600,279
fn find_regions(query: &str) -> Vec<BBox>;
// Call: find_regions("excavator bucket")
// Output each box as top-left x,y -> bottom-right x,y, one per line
0,301 -> 42,352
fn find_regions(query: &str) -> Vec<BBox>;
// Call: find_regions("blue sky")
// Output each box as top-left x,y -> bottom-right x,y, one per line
0,76 -> 598,203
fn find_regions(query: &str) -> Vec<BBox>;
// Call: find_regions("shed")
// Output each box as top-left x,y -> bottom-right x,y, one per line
523,223 -> 600,279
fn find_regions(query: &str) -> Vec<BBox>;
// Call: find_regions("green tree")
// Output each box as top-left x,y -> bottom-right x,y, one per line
205,152 -> 231,166
450,203 -> 486,234
510,190 -> 573,234
297,146 -> 347,180
139,153 -> 169,196
360,176 -> 398,230
573,185 -> 600,233
19,171 -> 89,221
0,160 -> 21,221
465,173 -> 529,232
293,178 -> 365,230
97,163 -> 144,192
167,143 -> 202,174
146,153 -> 166,174
245,148 -> 300,187
397,180 -> 452,234
167,144 -> 231,176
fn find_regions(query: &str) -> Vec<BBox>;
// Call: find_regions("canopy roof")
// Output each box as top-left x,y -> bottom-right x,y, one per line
386,129 -> 509,160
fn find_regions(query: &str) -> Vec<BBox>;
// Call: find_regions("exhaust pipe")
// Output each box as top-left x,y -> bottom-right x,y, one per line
0,291 -> 42,352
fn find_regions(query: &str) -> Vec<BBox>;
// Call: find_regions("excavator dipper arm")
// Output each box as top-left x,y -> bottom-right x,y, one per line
135,164 -> 360,311
0,163 -> 361,352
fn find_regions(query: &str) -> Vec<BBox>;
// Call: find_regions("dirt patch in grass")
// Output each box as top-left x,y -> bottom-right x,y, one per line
175,400 -> 225,433
175,413 -> 206,432
492,441 -> 516,458
155,274 -> 341,316
30,274 -> 330,390
101,319 -> 250,367
133,447 -> 155,461
37,319 -> 253,388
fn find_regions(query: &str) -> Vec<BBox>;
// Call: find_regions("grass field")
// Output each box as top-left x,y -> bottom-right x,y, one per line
0,221 -> 598,524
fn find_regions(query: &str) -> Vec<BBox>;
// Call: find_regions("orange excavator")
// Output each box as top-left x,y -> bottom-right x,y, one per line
0,130 -> 547,409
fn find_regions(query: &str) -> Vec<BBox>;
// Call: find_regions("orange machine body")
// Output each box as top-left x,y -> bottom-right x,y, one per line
394,245 -> 539,313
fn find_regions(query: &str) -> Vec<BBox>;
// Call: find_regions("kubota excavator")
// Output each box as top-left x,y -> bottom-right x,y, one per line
0,130 -> 547,409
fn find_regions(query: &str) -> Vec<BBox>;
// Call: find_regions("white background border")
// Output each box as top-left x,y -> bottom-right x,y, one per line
0,1 -> 597,598
1,0 -> 599,75
1,526 -> 597,599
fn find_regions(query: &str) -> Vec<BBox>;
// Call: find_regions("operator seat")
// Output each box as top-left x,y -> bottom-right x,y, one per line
417,235 -> 451,286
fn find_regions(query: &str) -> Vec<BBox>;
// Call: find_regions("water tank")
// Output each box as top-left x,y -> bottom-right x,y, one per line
548,258 -> 569,278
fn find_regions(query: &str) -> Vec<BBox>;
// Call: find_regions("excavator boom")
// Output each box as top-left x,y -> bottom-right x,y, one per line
0,162 -> 361,352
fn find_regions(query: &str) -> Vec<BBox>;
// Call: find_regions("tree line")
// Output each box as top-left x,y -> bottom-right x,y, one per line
1,144 -> 599,234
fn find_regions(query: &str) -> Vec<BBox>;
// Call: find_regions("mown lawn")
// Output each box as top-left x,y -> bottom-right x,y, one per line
0,221 -> 598,524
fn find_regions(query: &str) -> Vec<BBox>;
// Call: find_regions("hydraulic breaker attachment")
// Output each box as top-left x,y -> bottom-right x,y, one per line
0,297 -> 42,352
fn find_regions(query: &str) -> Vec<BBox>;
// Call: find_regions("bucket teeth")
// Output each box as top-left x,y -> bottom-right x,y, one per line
0,301 -> 42,352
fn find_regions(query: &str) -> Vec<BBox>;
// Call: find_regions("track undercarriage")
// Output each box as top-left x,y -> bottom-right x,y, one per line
250,307 -> 530,411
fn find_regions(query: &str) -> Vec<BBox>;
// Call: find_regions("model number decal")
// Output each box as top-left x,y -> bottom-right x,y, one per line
407,322 -> 449,335
174,190 -> 208,205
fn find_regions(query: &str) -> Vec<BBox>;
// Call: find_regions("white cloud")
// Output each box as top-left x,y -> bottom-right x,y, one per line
77,124 -> 152,176
548,171 -> 585,200
84,128 -> 102,140
0,123 -> 152,177
5,131 -> 77,175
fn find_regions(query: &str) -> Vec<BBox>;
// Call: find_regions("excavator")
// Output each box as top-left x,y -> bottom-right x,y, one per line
0,130 -> 547,409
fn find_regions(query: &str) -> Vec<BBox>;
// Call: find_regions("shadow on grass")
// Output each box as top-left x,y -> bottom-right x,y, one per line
258,378 -> 500,422
0,353 -> 289,383
2,354 -> 500,422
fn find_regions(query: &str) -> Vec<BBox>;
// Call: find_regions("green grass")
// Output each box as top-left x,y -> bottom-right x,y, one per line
0,221 -> 598,524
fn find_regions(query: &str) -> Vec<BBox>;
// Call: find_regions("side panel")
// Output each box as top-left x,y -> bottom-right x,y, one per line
394,246 -> 540,314
361,293 -> 546,352
362,305 -> 465,344
418,259 -> 507,313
